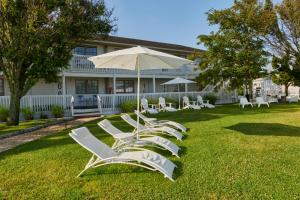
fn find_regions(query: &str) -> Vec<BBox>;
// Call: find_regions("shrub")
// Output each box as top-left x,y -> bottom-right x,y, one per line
21,107 -> 35,120
203,93 -> 218,105
120,100 -> 137,113
51,105 -> 64,118
40,112 -> 48,119
0,106 -> 9,122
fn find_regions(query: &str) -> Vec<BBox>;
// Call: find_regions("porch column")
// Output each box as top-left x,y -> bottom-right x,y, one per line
153,76 -> 156,93
185,75 -> 188,93
113,76 -> 116,94
113,76 -> 116,111
62,75 -> 66,109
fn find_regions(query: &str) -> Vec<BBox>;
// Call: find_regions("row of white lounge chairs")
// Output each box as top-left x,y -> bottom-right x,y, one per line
239,96 -> 300,108
239,97 -> 270,108
141,95 -> 215,114
69,112 -> 187,181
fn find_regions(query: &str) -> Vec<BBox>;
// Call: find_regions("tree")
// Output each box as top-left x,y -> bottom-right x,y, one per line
197,0 -> 269,98
271,54 -> 300,96
257,0 -> 300,72
0,0 -> 115,125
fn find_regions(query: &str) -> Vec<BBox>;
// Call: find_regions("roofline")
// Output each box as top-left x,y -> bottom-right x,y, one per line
84,35 -> 203,54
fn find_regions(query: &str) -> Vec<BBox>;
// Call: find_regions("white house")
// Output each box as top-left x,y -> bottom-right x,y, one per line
253,77 -> 300,98
0,36 -> 235,116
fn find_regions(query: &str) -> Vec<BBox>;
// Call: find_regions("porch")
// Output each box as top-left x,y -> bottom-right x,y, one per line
0,91 -> 237,118
61,75 -> 199,109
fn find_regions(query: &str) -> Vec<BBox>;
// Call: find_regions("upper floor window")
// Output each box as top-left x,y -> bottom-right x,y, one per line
74,46 -> 97,56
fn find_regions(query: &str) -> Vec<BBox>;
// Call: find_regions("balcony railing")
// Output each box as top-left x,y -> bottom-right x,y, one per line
67,54 -> 200,76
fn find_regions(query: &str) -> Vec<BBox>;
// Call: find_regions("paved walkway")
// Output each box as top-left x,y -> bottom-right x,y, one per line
0,117 -> 100,153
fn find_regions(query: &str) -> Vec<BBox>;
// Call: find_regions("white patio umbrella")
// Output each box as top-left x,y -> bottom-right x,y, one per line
161,77 -> 196,109
88,46 -> 192,135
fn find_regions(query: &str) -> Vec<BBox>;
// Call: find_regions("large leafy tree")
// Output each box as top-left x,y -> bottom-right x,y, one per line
227,0 -> 300,95
197,0 -> 269,98
0,0 -> 114,125
256,0 -> 300,71
271,54 -> 300,96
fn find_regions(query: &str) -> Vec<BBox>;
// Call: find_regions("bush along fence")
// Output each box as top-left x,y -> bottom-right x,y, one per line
0,95 -> 72,120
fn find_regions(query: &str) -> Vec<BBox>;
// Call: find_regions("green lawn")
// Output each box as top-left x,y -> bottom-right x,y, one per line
0,119 -> 53,137
0,104 -> 300,199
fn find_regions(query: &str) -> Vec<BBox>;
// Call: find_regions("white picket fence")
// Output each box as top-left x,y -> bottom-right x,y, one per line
0,95 -> 73,117
98,91 -> 238,114
0,92 -> 237,117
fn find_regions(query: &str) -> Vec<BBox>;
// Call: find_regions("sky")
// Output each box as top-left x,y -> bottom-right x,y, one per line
105,0 -> 282,50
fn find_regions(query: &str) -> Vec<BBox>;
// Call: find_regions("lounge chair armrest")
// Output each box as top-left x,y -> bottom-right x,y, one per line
114,133 -> 135,140
204,100 -> 209,104
149,104 -> 158,109
190,101 -> 197,105
166,102 -> 172,107
144,118 -> 157,122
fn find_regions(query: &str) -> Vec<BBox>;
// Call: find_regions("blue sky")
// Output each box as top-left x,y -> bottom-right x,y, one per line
105,0 -> 281,49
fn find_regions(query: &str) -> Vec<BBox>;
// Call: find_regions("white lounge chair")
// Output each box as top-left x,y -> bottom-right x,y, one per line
182,96 -> 201,110
141,98 -> 159,114
287,96 -> 299,103
256,97 -> 269,108
197,95 -> 215,108
121,114 -> 183,141
159,97 -> 177,112
267,96 -> 279,104
98,119 -> 180,157
239,97 -> 253,108
135,110 -> 187,132
69,127 -> 177,181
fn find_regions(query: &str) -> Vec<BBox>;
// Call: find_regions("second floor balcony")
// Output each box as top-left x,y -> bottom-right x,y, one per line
66,54 -> 200,77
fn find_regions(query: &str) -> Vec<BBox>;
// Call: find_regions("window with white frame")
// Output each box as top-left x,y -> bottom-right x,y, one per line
74,46 -> 97,56
116,80 -> 134,93
75,80 -> 98,94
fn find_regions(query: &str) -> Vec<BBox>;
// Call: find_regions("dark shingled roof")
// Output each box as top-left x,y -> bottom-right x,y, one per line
87,35 -> 203,54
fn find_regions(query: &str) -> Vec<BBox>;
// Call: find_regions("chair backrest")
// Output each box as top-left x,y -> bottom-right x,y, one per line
121,114 -> 146,130
183,96 -> 190,106
70,127 -> 118,159
141,98 -> 149,110
197,95 -> 203,104
98,119 -> 123,137
159,97 -> 166,108
240,97 -> 249,104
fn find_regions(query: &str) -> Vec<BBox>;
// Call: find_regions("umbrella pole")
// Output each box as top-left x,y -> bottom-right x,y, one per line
136,58 -> 140,139
178,84 -> 181,110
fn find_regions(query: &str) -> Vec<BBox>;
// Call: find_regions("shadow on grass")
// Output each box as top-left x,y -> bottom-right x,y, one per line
226,123 -> 300,137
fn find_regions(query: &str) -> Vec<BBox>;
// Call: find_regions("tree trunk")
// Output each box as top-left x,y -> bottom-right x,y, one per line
285,84 -> 289,97
7,93 -> 21,126
249,81 -> 254,100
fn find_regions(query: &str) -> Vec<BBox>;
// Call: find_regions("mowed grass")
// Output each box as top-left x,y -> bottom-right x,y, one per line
0,119 -> 53,137
0,104 -> 300,199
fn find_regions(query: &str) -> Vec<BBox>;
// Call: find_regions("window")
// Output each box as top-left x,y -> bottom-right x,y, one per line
116,80 -> 134,93
75,80 -> 98,94
74,46 -> 97,56
0,78 -> 4,96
